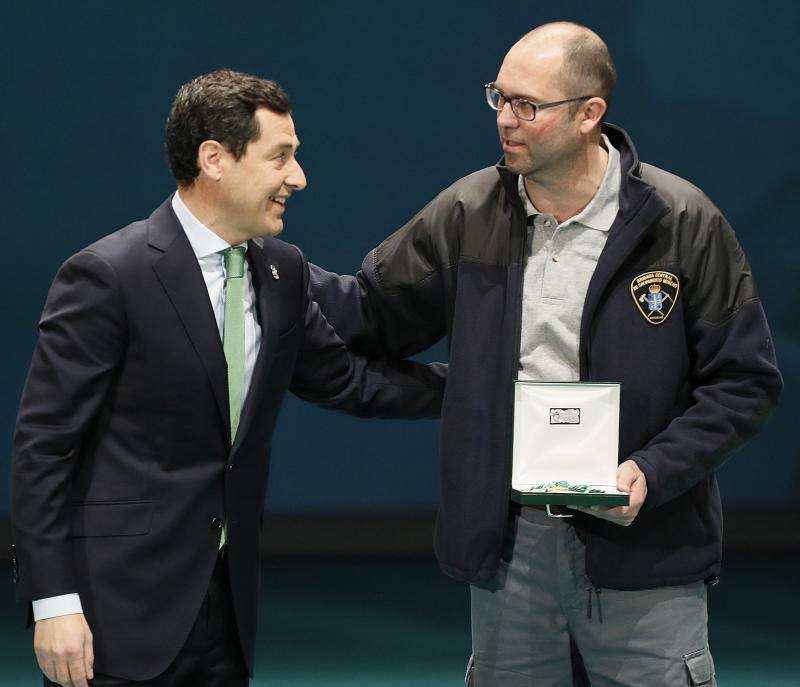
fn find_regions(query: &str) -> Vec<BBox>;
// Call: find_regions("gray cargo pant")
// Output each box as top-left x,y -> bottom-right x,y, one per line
467,507 -> 716,686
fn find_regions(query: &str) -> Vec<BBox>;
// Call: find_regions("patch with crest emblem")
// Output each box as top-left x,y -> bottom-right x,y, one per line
630,271 -> 680,325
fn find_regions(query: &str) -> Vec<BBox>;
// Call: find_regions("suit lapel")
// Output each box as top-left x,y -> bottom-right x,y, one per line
148,200 -> 231,438
230,239 -> 280,454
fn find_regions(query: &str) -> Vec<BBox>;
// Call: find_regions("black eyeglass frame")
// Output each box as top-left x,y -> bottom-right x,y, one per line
484,83 -> 592,121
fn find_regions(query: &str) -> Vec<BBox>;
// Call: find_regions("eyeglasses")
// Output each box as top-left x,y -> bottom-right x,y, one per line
484,83 -> 592,121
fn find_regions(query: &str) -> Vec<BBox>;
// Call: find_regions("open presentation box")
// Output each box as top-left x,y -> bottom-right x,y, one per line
511,381 -> 629,507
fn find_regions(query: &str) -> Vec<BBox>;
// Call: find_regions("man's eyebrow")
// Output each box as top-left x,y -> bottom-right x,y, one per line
513,91 -> 545,104
267,137 -> 299,153
496,84 -> 544,103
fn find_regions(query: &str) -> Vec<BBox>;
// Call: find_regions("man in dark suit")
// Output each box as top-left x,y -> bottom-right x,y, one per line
11,70 -> 444,687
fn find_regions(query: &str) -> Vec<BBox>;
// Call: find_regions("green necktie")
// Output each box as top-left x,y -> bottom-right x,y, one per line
219,247 -> 246,549
222,247 -> 247,443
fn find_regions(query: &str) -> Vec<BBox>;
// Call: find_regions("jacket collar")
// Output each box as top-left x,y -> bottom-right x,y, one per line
147,198 -> 232,439
229,238 -> 278,455
492,124 -> 672,377
494,122 -> 658,215
147,199 -> 287,451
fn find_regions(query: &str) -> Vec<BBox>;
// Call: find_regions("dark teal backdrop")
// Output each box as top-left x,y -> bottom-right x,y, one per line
3,1 -> 798,515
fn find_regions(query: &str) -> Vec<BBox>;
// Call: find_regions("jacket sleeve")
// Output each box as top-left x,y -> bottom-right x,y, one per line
309,189 -> 460,359
11,250 -> 127,600
291,247 -> 446,418
632,203 -> 782,510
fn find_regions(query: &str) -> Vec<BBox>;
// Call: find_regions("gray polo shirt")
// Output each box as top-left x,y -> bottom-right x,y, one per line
518,134 -> 621,382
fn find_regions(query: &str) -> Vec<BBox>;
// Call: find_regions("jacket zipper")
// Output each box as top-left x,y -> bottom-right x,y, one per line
501,209 -> 529,534
577,203 -> 669,586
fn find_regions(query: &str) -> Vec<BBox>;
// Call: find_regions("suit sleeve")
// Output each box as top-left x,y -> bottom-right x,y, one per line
11,249 -> 126,600
632,206 -> 782,510
290,248 -> 445,418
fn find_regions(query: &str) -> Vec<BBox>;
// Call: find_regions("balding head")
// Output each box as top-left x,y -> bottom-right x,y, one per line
514,22 -> 616,111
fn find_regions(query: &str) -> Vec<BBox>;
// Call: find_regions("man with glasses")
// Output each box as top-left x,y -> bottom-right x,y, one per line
311,21 -> 780,686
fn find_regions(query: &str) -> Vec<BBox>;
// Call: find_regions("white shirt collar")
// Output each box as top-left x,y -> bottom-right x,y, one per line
171,190 -> 247,259
518,133 -> 621,233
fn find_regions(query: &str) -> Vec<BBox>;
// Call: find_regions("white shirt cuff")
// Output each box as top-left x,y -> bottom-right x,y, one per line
32,594 -> 83,622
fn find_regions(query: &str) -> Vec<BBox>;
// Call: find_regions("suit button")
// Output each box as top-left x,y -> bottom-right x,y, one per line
210,517 -> 224,531
227,463 -> 234,472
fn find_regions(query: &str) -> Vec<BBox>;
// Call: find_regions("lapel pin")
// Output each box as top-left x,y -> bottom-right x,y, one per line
270,264 -> 280,280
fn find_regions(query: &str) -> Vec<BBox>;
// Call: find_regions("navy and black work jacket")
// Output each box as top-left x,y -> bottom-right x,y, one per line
311,123 -> 782,589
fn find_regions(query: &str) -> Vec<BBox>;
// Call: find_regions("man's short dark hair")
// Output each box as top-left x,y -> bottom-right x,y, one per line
166,69 -> 291,186
559,30 -> 616,115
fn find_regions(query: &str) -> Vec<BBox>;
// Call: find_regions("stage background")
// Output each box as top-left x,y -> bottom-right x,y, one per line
3,0 -> 798,522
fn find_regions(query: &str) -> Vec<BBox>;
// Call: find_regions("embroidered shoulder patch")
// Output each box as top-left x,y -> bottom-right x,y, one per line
630,271 -> 680,325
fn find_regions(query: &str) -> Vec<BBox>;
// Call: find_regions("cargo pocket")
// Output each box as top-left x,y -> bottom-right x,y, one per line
464,653 -> 475,686
684,647 -> 715,685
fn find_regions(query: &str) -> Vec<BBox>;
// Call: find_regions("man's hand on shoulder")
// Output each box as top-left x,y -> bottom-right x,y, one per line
572,459 -> 648,526
34,613 -> 94,687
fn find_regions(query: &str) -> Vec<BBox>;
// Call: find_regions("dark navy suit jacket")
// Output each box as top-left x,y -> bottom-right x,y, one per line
11,198 -> 444,680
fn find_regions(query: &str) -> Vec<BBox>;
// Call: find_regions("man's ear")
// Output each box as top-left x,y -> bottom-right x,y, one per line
196,140 -> 226,181
578,97 -> 607,135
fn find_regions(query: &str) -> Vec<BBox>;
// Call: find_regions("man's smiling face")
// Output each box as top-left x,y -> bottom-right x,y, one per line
218,107 -> 307,238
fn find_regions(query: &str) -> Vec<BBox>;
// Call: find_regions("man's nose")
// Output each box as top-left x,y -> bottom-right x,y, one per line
496,101 -> 518,128
287,159 -> 307,191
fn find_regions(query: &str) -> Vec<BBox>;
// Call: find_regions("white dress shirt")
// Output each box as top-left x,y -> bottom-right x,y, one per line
32,190 -> 262,621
